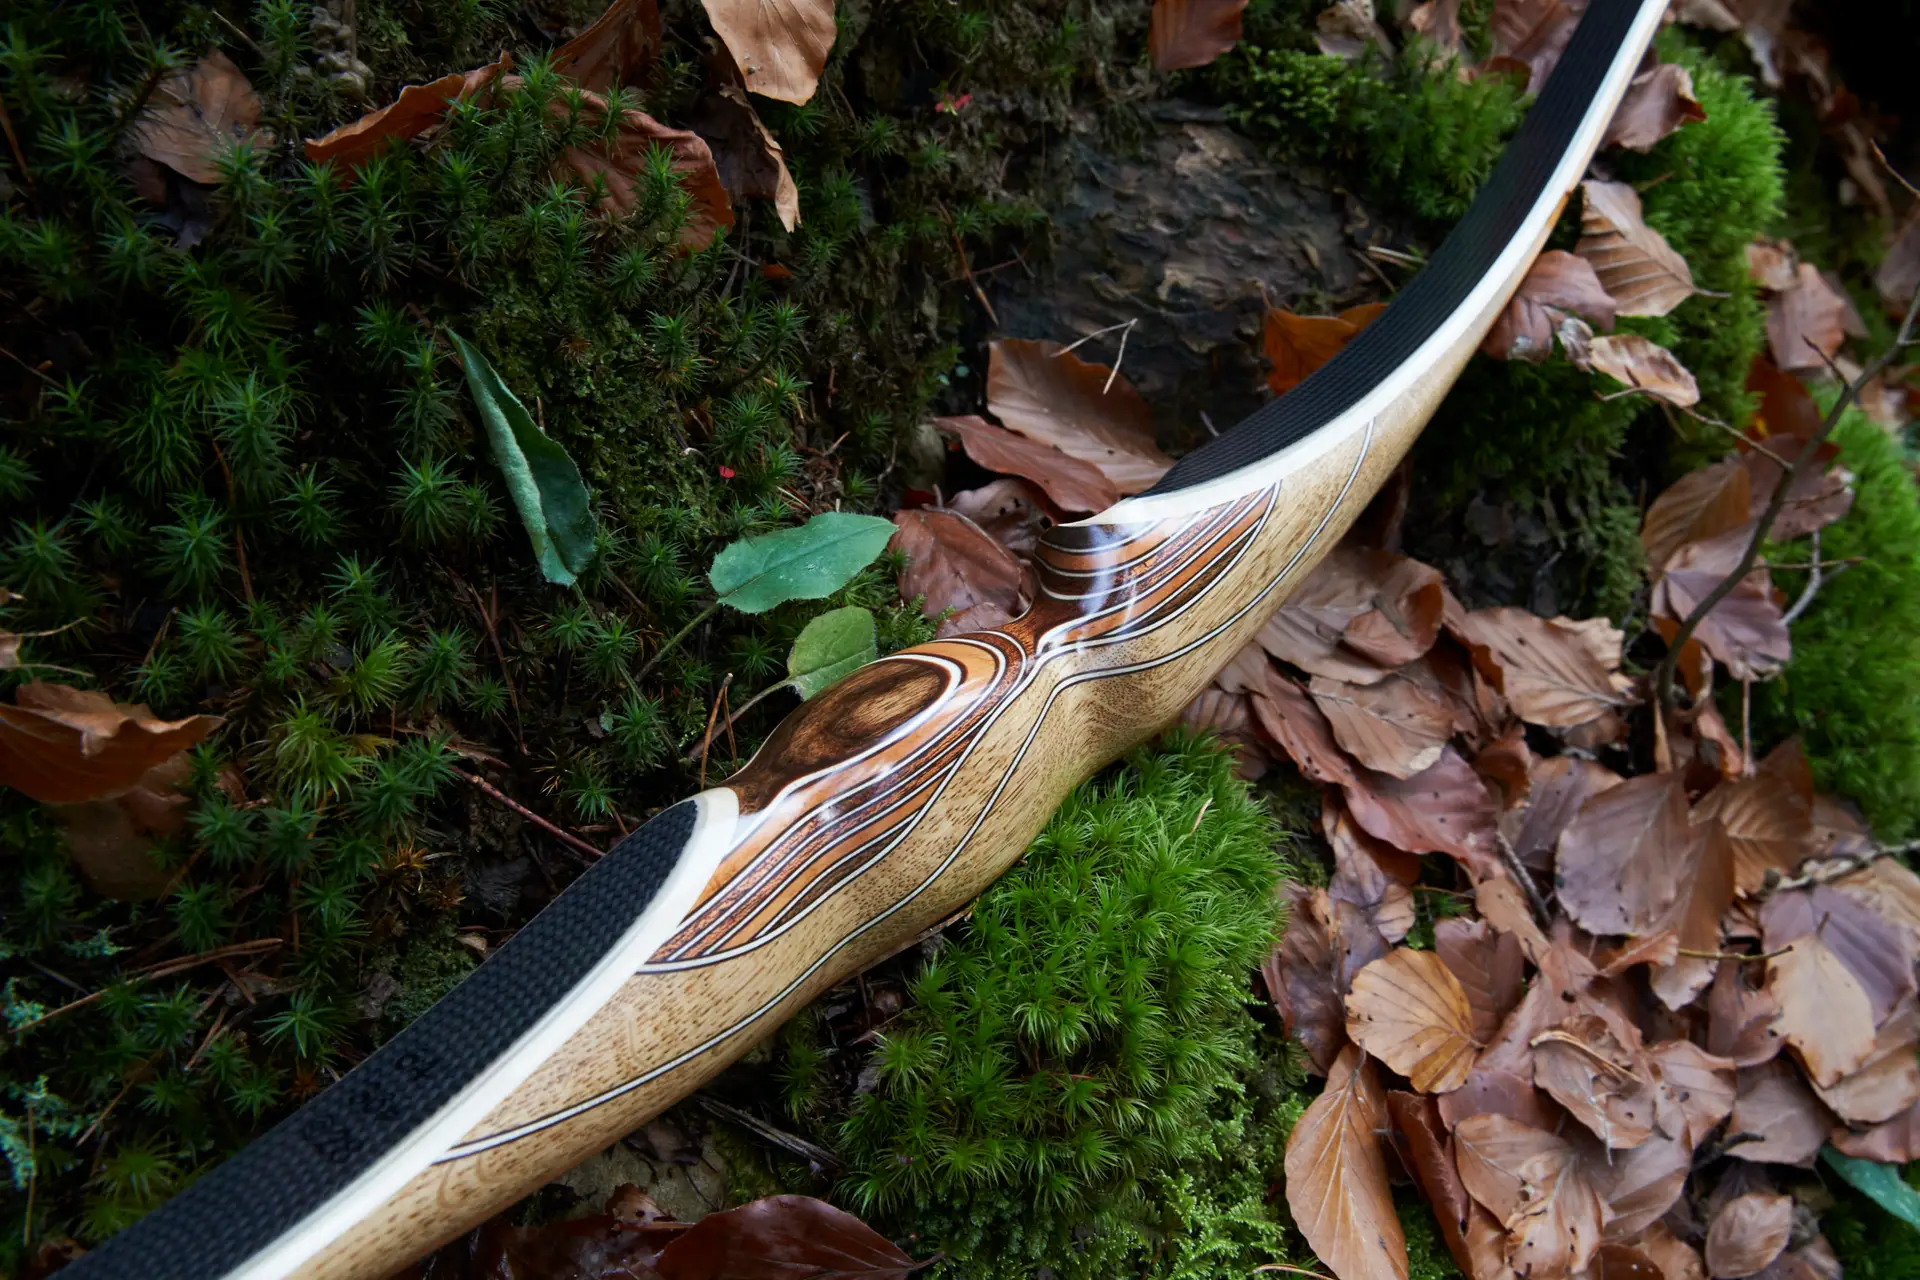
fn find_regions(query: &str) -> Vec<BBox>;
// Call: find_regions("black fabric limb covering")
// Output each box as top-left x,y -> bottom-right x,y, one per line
70,801 -> 699,1280
1141,0 -> 1643,495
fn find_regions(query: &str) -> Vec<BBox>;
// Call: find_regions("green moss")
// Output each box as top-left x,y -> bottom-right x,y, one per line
1755,402 -> 1920,839
379,920 -> 479,1038
824,733 -> 1306,1277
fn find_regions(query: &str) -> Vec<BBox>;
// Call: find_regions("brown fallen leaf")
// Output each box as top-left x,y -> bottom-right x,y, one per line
1507,756 -> 1623,874
1705,1193 -> 1793,1279
1599,1244 -> 1675,1280
0,683 -> 223,806
1340,747 -> 1500,876
1345,948 -> 1479,1093
1747,238 -> 1799,293
889,508 -> 1030,637
1810,1003 -> 1920,1125
554,0 -> 663,90
1435,917 -> 1525,1046
1482,251 -> 1618,362
1830,1098 -> 1920,1163
1604,63 -> 1707,151
1148,0 -> 1251,70
1404,0 -> 1464,56
1648,818 -> 1735,1010
1285,1048 -> 1408,1280
1738,434 -> 1854,541
1708,959 -> 1785,1068
1586,334 -> 1702,408
1449,606 -> 1627,731
130,50 -> 263,187
652,1192 -> 923,1278
1693,739 -> 1818,894
1760,884 -> 1915,1026
1642,458 -> 1754,579
1555,770 -> 1692,938
1835,856 -> 1920,953
48,753 -> 192,900
936,414 -> 1120,514
699,0 -> 836,104
946,479 -> 1057,557
1264,303 -> 1388,395
1877,211 -> 1920,317
1265,884 -> 1382,1073
985,340 -> 1173,495
1531,1013 -> 1659,1149
1766,936 -> 1876,1088
1488,0 -> 1580,92
1310,672 -> 1454,779
304,53 -> 512,170
1387,1091 -> 1493,1280
1755,1240 -> 1842,1280
1179,686 -> 1271,781
1274,547 -> 1448,675
1578,180 -> 1697,318
1474,873 -> 1553,966
1636,1223 -> 1708,1280
1766,263 -> 1849,373
689,58 -> 801,232
1651,529 -> 1790,683
1473,724 -> 1534,810
1325,798 -> 1418,944
1315,0 -> 1393,58
560,94 -> 734,249
1454,1113 -> 1610,1277
1601,1127 -> 1693,1241
1647,1039 -> 1738,1147
1252,675 -> 1358,788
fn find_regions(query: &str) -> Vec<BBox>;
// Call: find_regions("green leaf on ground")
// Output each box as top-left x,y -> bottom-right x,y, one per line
709,512 -> 895,614
1823,1147 -> 1920,1232
452,333 -> 597,587
787,606 -> 877,699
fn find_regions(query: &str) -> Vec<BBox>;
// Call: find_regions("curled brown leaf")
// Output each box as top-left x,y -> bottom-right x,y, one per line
889,508 -> 1030,637
1705,1193 -> 1793,1280
1578,179 -> 1696,318
1285,1048 -> 1409,1280
1148,0 -> 1251,70
1264,303 -> 1388,395
1345,948 -> 1479,1093
985,340 -> 1173,495
936,414 -> 1120,514
1482,251 -> 1618,362
305,53 -> 512,170
0,683 -> 222,806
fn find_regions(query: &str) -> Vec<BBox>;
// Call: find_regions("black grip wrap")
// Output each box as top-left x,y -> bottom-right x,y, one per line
69,800 -> 699,1280
1141,0 -> 1643,494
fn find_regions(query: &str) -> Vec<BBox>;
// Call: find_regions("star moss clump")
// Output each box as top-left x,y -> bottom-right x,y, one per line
808,733 -> 1307,1278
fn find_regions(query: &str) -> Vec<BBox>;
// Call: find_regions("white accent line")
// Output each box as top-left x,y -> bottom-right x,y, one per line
227,789 -> 740,1280
444,419 -> 1375,1158
1081,0 -> 1667,530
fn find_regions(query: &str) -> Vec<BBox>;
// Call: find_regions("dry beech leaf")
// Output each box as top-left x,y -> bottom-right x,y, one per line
1345,948 -> 1479,1093
1759,1240 -> 1843,1280
1439,994 -> 1559,1133
1454,1113 -> 1610,1277
1474,874 -> 1553,965
1436,917 -> 1525,1046
1876,211 -> 1920,315
651,1193 -> 923,1278
1483,251 -> 1618,361
554,0 -> 662,89
1760,884 -> 1916,1025
986,340 -> 1173,494
1340,747 -> 1501,877
1507,756 -> 1623,874
1766,936 -> 1876,1088
1602,1128 -> 1693,1241
1148,0 -> 1251,70
1651,528 -> 1790,683
1739,434 -> 1855,541
1747,238 -> 1799,292
1180,687 -> 1270,781
947,479 -> 1056,558
1694,740 -> 1817,894
1264,884 -> 1349,1074
1450,606 -> 1626,730
1831,1099 -> 1920,1163
1705,1193 -> 1794,1279
1578,179 -> 1696,318
1264,303 -> 1388,395
690,62 -> 801,232
1555,770 -> 1691,938
936,414 -> 1119,514
889,509 -> 1029,638
1810,1004 -> 1920,1126
1586,334 -> 1701,407
1599,1244 -> 1673,1280
700,0 -> 836,104
1708,960 -> 1785,1068
1531,1013 -> 1659,1149
1474,724 -> 1534,810
305,53 -> 512,170
1310,672 -> 1453,779
50,753 -> 192,900
1284,1048 -> 1408,1280
130,50 -> 264,186
1638,1224 -> 1709,1280
1387,1091 -> 1490,1280
560,93 -> 734,249
1316,0 -> 1393,59
1766,263 -> 1850,373
1642,458 -> 1754,578
1648,1039 -> 1738,1147
1260,547 -> 1446,680
1835,857 -> 1920,953
0,683 -> 223,806
1326,799 -> 1418,944
1488,0 -> 1580,92
1252,676 -> 1357,788
1604,62 -> 1707,151
1648,818 -> 1735,1010
1405,0 -> 1464,55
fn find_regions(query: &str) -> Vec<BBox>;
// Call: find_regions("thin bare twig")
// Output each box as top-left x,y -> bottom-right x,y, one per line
1495,830 -> 1554,926
1652,285 -> 1920,708
1681,405 -> 1796,468
697,672 -> 734,789
693,1095 -> 842,1170
456,770 -> 601,861
1754,838 -> 1920,899
15,939 -> 283,1032
1779,530 -> 1863,625
1872,140 -> 1920,202
1053,319 -> 1136,358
